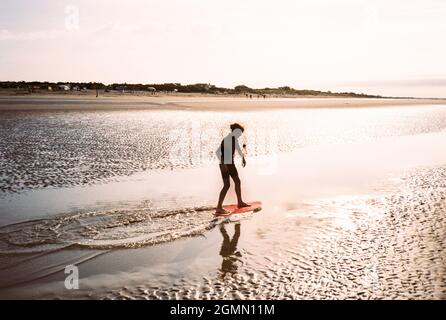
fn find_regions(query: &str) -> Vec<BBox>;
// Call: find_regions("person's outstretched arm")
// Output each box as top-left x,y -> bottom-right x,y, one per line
234,138 -> 246,167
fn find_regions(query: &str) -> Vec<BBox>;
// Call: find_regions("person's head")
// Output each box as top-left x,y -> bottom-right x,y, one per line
230,123 -> 244,137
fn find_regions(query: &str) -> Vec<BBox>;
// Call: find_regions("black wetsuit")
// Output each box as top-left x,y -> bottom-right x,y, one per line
219,136 -> 239,179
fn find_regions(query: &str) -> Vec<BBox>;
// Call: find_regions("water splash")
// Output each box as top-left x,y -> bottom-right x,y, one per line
0,205 -> 223,253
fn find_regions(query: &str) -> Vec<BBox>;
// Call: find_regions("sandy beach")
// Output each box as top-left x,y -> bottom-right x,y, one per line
0,97 -> 446,299
0,93 -> 445,111
3,0 -> 446,307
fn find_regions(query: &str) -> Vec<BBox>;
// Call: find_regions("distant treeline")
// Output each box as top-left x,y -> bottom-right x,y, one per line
0,81 -> 105,91
0,81 -> 382,98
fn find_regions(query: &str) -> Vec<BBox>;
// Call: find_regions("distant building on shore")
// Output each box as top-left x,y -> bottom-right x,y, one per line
58,84 -> 70,91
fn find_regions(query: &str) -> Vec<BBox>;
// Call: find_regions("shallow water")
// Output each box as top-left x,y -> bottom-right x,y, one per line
1,104 -> 446,299
1,105 -> 446,194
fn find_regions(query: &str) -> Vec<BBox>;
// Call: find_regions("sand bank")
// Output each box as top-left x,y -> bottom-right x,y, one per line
0,95 -> 445,111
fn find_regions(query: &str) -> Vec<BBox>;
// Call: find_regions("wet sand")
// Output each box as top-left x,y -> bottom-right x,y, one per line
1,166 -> 445,299
101,167 -> 446,300
2,104 -> 446,195
1,129 -> 446,299
0,100 -> 446,299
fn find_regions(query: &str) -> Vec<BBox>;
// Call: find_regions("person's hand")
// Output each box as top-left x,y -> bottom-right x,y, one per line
242,157 -> 246,168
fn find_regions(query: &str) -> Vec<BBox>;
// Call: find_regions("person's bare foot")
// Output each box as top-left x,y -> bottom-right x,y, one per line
237,202 -> 250,208
215,208 -> 230,216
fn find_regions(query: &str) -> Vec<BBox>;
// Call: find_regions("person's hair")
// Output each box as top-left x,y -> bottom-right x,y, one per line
230,123 -> 244,132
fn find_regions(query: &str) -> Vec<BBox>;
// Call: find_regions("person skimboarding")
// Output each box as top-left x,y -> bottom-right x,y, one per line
215,123 -> 249,215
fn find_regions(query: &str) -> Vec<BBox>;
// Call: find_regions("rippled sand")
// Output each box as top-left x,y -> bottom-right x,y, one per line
1,100 -> 446,300
1,104 -> 446,193
0,166 -> 445,299
100,167 -> 446,300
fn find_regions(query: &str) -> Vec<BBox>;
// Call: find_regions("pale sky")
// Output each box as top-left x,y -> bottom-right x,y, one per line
1,0 -> 446,97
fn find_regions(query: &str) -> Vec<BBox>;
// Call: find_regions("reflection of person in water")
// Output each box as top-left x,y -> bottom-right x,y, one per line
215,123 -> 249,215
219,223 -> 241,275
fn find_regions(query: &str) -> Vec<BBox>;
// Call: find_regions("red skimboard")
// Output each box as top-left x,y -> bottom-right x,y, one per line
214,201 -> 262,216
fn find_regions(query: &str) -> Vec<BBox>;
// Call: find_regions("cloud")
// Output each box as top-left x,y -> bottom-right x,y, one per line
337,78 -> 446,88
0,29 -> 76,41
0,24 -> 132,42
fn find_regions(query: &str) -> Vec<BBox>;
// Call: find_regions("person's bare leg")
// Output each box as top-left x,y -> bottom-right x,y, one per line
216,178 -> 230,213
234,176 -> 249,207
